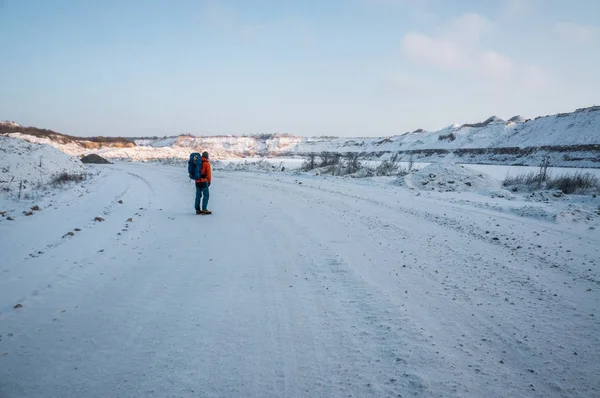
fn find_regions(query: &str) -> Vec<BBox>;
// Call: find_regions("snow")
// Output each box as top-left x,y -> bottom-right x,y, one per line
91,104 -> 600,166
0,136 -> 87,198
4,106 -> 600,169
0,121 -> 21,128
1,158 -> 599,397
400,162 -> 515,198
6,132 -> 87,157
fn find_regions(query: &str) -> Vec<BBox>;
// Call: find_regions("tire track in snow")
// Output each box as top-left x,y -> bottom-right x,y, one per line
224,170 -> 600,397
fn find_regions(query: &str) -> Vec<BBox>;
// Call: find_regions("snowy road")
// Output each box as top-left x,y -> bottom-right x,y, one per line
1,163 -> 599,397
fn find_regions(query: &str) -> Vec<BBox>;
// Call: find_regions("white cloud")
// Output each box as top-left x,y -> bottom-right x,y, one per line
401,13 -> 513,82
440,13 -> 493,43
479,51 -> 513,80
555,22 -> 599,42
401,33 -> 469,69
522,65 -> 551,91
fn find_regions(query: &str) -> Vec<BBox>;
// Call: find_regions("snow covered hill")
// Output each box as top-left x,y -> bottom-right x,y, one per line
3,105 -> 600,167
125,106 -> 600,155
0,136 -> 87,199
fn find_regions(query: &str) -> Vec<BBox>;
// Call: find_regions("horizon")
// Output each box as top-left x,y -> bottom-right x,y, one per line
2,102 -> 598,140
1,0 -> 599,137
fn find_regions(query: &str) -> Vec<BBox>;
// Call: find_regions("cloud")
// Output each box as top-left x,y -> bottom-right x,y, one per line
479,51 -> 513,80
401,13 -> 514,82
440,13 -> 493,43
401,33 -> 469,69
555,22 -> 599,42
522,65 -> 551,91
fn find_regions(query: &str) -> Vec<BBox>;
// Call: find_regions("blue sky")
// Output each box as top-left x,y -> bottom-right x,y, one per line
1,0 -> 599,137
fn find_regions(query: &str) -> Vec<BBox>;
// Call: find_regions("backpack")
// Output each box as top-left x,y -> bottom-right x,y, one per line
188,152 -> 201,179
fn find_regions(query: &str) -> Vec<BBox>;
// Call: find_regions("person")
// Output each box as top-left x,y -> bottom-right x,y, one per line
193,151 -> 212,215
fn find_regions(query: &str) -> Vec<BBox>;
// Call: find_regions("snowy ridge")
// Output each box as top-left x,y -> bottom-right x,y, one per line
3,106 -> 600,167
124,105 -> 600,161
0,121 -> 21,128
0,136 -> 87,198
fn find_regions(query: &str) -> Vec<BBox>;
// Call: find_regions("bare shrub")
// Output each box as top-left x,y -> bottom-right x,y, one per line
345,153 -> 360,175
547,172 -> 600,194
51,172 -> 87,186
375,159 -> 398,176
408,155 -> 414,172
301,153 -> 317,171
538,156 -> 551,188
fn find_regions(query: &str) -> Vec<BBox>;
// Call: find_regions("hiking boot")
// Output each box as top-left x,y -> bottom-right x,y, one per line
196,209 -> 203,215
201,210 -> 212,215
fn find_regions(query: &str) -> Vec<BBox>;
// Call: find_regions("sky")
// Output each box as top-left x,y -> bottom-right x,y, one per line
0,0 -> 599,138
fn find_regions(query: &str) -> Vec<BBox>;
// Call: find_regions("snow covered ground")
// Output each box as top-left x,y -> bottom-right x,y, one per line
0,136 -> 88,201
1,159 -> 599,397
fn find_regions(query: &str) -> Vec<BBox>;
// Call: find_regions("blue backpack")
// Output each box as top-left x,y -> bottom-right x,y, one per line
188,152 -> 201,179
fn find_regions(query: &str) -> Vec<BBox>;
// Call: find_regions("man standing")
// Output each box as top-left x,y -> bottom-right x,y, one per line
189,151 -> 212,215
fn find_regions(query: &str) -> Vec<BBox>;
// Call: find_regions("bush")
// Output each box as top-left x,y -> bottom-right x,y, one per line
375,159 -> 398,176
51,172 -> 87,185
503,172 -> 542,189
301,153 -> 317,171
547,172 -> 600,194
438,133 -> 456,141
503,171 -> 599,194
345,153 -> 360,175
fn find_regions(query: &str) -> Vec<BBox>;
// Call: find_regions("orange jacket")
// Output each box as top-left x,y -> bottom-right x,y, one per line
195,156 -> 211,184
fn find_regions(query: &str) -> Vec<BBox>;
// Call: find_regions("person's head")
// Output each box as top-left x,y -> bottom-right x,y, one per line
202,151 -> 209,159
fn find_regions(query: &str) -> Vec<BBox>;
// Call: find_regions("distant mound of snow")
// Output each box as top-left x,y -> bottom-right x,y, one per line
400,163 -> 514,198
508,115 -> 527,123
0,121 -> 20,128
81,154 -> 112,164
462,116 -> 506,129
0,136 -> 86,197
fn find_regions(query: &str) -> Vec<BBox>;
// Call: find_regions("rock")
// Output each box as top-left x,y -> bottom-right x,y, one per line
62,232 -> 74,238
422,180 -> 429,186
429,174 -> 436,179
94,217 -> 105,222
118,200 -> 123,204
13,303 -> 23,309
448,180 -> 455,184
553,190 -> 564,198
465,182 -> 472,187
126,218 -> 133,222
23,211 -> 33,216
7,216 -> 14,221
0,211 -> 6,217
74,228 -> 81,232
31,205 -> 41,211
81,154 -> 111,164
